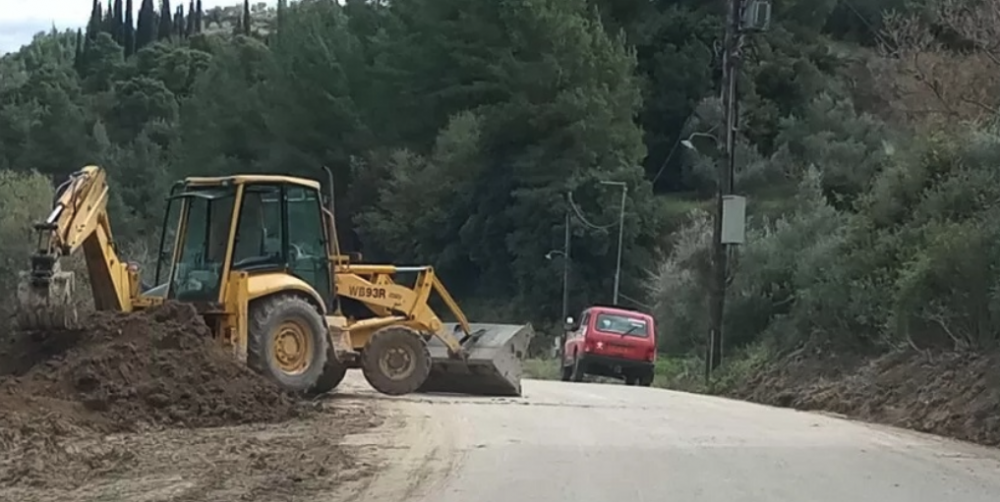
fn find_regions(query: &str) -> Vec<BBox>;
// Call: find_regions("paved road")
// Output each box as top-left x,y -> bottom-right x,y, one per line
344,376 -> 1000,502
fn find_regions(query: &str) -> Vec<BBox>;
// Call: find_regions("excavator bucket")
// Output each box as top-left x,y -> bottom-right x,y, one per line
418,322 -> 534,397
15,266 -> 78,331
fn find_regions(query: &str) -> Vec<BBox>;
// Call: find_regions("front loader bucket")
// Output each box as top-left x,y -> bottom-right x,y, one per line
418,323 -> 534,397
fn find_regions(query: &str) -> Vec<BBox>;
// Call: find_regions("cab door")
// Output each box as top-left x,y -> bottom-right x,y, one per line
563,310 -> 590,364
164,185 -> 240,303
230,183 -> 333,311
283,185 -> 333,310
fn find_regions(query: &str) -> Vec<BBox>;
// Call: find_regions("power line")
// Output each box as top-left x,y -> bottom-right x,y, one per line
567,191 -> 617,231
651,115 -> 693,185
838,0 -> 892,50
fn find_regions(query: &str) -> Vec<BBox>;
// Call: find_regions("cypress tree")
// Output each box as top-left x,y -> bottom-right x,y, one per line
158,0 -> 173,40
103,0 -> 114,34
85,0 -> 102,41
135,0 -> 156,50
185,0 -> 195,36
195,0 -> 203,32
242,0 -> 251,36
113,0 -> 124,44
175,4 -> 185,38
124,0 -> 136,56
73,29 -> 84,72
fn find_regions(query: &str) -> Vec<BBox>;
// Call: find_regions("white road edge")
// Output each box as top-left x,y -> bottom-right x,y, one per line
339,373 -> 1000,502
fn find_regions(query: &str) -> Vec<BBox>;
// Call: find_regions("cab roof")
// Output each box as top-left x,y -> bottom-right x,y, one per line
586,304 -> 652,318
181,174 -> 321,190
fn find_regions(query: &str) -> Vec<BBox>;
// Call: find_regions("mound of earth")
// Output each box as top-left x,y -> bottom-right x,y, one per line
0,302 -> 299,438
727,347 -> 1000,446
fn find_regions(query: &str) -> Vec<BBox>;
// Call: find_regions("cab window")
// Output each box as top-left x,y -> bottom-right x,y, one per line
285,186 -> 332,308
169,186 -> 237,302
232,184 -> 284,270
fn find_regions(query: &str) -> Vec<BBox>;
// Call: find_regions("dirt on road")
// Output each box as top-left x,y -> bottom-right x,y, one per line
728,346 -> 1000,447
0,302 -> 385,501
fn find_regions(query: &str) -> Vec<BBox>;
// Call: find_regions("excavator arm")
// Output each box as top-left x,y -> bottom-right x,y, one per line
16,165 -> 140,330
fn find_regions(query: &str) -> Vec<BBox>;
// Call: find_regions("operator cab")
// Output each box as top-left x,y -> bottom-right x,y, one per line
143,175 -> 334,310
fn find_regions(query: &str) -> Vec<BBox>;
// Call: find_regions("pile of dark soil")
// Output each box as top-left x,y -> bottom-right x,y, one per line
727,347 -> 1000,446
0,302 -> 299,436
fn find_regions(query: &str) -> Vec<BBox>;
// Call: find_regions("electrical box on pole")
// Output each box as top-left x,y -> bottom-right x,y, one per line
721,195 -> 746,245
741,0 -> 772,32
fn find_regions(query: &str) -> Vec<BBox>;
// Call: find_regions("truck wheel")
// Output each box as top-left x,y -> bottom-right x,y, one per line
560,362 -> 572,381
248,295 -> 329,394
570,355 -> 586,382
639,372 -> 654,387
308,348 -> 349,395
361,326 -> 431,396
624,375 -> 637,386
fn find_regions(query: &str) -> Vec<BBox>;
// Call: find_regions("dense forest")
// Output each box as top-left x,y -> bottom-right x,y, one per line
2,0 -> 999,383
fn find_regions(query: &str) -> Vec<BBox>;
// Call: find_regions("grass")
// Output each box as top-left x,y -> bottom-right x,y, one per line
522,355 -> 708,392
522,358 -> 563,380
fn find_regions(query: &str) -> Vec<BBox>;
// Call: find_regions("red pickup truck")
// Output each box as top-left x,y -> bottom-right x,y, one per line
560,305 -> 656,386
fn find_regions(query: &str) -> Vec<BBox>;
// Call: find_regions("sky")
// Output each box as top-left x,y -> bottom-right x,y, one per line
0,0 -> 260,54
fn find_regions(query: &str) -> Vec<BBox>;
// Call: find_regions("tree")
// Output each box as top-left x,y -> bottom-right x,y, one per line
870,8 -> 1000,128
136,0 -> 157,50
113,0 -> 125,44
356,0 -> 658,315
125,0 -> 136,56
86,0 -> 103,41
175,4 -> 186,39
158,0 -> 174,40
243,0 -> 252,36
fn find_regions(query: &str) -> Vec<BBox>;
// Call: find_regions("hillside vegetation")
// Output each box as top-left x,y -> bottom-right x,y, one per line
2,0 -> 999,443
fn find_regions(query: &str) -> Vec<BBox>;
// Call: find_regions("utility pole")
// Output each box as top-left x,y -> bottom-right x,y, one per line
600,181 -> 627,305
706,0 -> 770,383
561,206 -> 571,324
548,196 -> 573,359
706,0 -> 741,381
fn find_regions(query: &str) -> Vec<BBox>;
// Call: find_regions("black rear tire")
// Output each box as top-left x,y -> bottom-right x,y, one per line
247,295 -> 329,394
361,326 -> 431,396
309,347 -> 349,395
639,371 -> 654,387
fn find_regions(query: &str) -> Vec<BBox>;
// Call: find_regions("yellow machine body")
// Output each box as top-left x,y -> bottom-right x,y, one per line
16,166 -> 532,397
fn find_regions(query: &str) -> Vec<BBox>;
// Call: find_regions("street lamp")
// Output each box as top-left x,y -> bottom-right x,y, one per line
680,131 -> 722,152
599,180 -> 627,305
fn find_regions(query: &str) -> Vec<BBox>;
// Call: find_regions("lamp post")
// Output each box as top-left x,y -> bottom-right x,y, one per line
683,127 -> 731,382
545,220 -> 570,327
679,1 -> 769,382
546,210 -> 571,360
599,181 -> 627,305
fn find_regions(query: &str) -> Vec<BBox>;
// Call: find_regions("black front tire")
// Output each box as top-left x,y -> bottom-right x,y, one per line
247,295 -> 329,394
560,361 -> 572,381
570,355 -> 586,382
361,326 -> 432,396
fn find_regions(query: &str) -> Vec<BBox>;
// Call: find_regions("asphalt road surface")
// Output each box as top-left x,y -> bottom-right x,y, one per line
343,375 -> 1000,502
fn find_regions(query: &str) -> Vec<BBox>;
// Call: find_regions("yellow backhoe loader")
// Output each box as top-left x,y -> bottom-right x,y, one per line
15,165 -> 532,397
